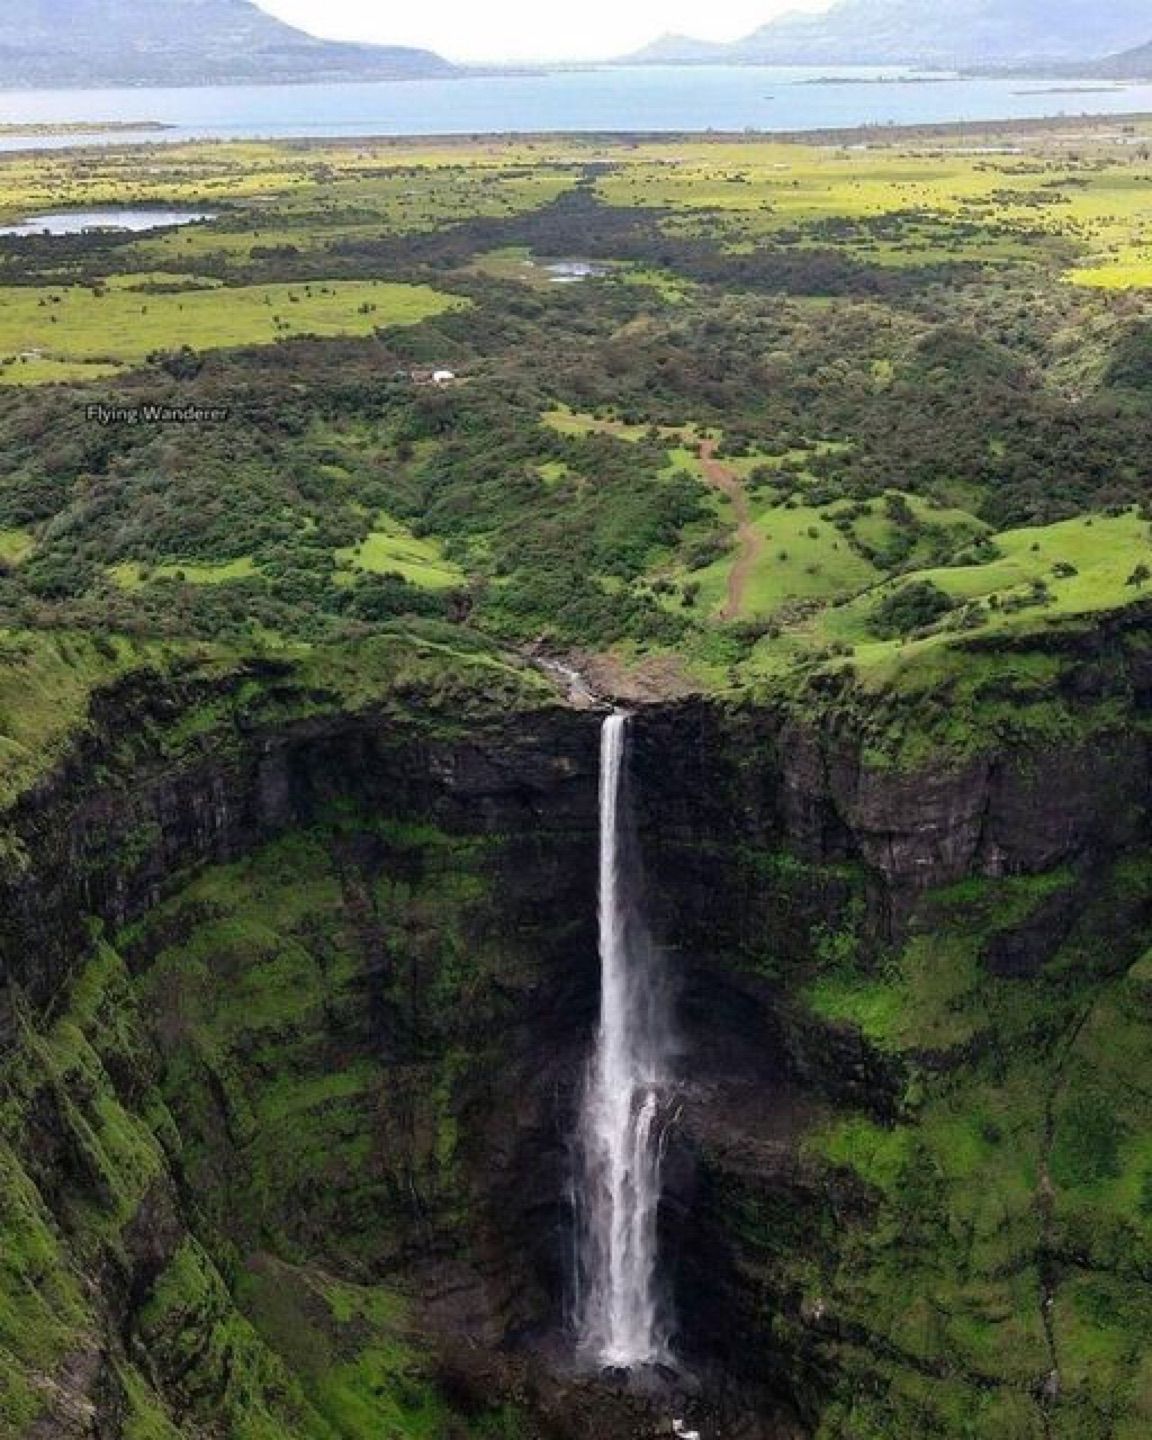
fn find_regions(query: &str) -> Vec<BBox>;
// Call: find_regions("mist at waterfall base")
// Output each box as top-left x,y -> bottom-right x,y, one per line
571,712 -> 677,1372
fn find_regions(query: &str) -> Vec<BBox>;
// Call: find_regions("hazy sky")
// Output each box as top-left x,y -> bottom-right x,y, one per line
258,0 -> 834,64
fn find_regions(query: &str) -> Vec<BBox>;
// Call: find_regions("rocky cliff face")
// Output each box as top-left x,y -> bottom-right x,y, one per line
5,625 -> 1152,1437
625,626 -> 1152,1436
0,655 -> 608,1437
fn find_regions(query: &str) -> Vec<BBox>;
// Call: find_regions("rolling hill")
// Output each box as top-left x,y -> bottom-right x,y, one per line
0,0 -> 454,86
1089,39 -> 1152,78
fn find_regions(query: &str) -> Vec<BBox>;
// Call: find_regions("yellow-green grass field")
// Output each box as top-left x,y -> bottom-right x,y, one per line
0,279 -> 462,382
107,525 -> 466,592
102,270 -> 225,291
130,222 -> 381,266
538,415 -> 904,619
1073,259 -> 1152,289
674,499 -> 882,618
535,412 -> 1012,638
0,355 -> 125,386
109,557 -> 260,589
543,406 -> 704,445
590,128 -> 1152,287
614,267 -> 693,302
753,510 -> 1152,679
0,528 -> 35,564
873,510 -> 1149,619
0,139 -> 578,233
662,488 -> 991,625
130,170 -> 574,267
457,245 -> 545,285
2,128 -> 1152,293
542,406 -> 652,442
826,493 -> 991,567
336,515 -> 464,591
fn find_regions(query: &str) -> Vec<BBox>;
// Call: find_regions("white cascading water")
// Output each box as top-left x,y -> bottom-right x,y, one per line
574,711 -> 673,1368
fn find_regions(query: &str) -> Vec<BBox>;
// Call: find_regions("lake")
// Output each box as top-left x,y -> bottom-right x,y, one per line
0,67 -> 1149,149
0,209 -> 215,236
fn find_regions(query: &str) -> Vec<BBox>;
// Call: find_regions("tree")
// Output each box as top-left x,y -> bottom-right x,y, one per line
868,580 -> 955,639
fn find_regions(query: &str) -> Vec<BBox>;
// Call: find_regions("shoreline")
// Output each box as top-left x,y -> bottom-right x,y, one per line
0,120 -> 172,136
2,109 -> 1152,158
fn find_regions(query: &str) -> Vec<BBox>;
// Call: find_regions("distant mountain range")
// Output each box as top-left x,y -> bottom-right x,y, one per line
0,0 -> 455,87
5,0 -> 1150,93
1088,40 -> 1152,79
626,0 -> 1152,69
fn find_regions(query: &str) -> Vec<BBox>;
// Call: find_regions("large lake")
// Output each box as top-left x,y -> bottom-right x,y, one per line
0,67 -> 1150,148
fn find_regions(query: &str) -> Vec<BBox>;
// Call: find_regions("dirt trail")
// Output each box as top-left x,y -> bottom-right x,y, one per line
699,439 -> 762,620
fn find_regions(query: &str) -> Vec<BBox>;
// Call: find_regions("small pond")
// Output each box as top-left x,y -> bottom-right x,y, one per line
0,209 -> 215,237
544,259 -> 612,284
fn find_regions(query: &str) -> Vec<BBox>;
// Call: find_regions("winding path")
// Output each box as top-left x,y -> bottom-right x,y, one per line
699,439 -> 763,621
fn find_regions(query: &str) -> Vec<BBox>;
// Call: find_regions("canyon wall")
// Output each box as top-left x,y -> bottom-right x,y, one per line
4,618 -> 1152,1437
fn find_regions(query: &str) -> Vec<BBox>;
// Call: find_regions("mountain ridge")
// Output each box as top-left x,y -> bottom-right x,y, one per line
0,0 -> 455,87
624,0 -> 1152,68
1088,39 -> 1152,79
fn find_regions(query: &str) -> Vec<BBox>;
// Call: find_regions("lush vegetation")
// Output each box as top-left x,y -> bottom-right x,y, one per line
798,854 -> 1152,1439
0,123 -> 1150,699
0,825 -> 538,1440
5,117 -> 1152,1439
0,277 -> 460,379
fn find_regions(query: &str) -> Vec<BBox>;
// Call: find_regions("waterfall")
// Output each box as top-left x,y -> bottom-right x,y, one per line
573,711 -> 674,1368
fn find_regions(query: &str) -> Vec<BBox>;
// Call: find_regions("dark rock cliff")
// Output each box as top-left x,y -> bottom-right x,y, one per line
5,626 -> 1152,1437
0,658 -> 598,1016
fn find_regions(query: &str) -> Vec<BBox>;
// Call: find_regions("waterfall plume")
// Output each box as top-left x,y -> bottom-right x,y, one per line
573,712 -> 674,1369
